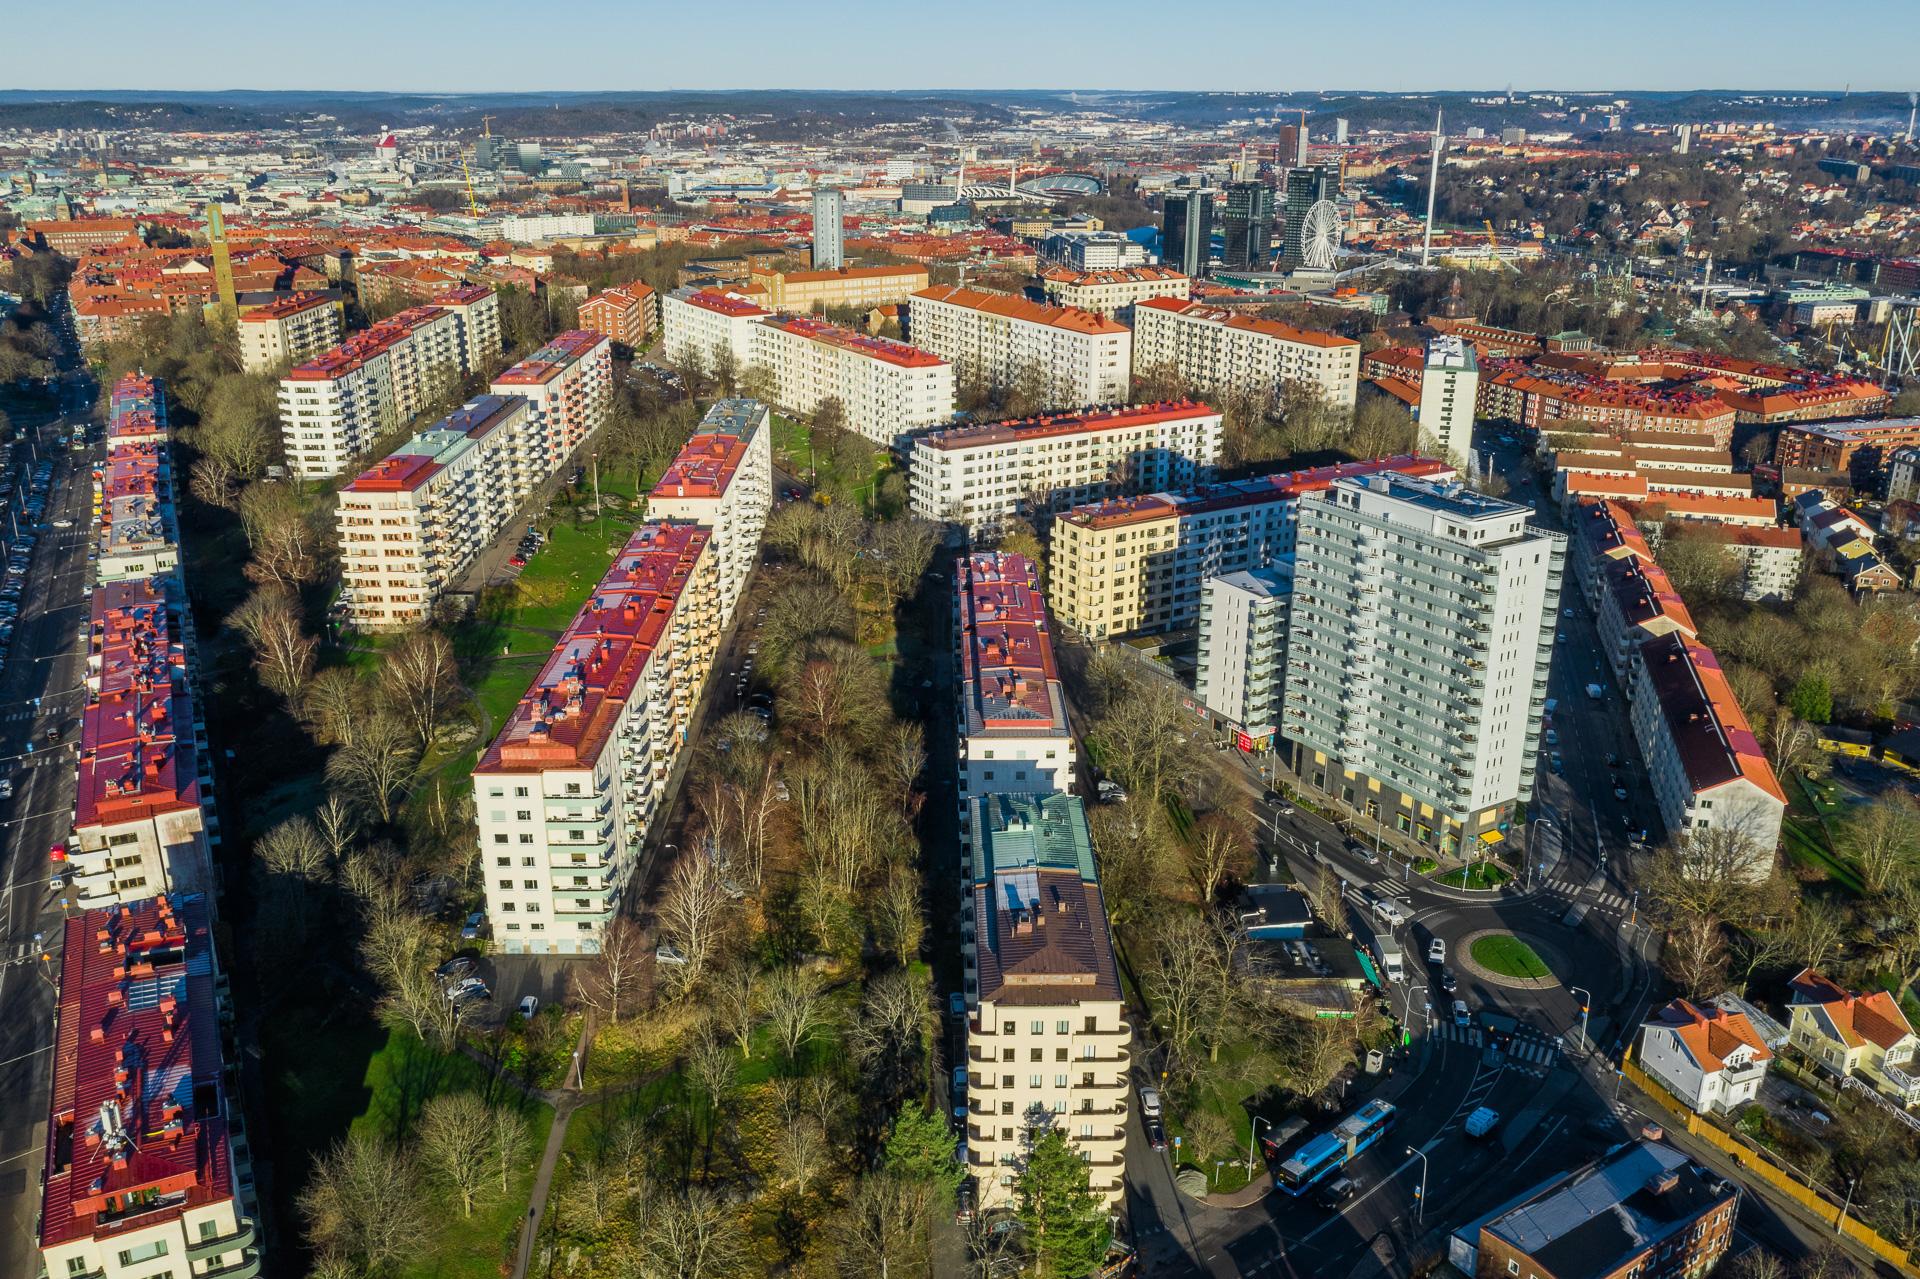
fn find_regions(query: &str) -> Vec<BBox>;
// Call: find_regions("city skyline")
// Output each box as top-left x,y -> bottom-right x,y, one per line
6,0 -> 1915,95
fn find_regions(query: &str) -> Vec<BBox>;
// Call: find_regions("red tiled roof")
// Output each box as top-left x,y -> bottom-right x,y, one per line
1790,969 -> 1917,1052
651,431 -> 749,502
492,330 -> 607,387
1058,455 -> 1450,530
920,400 -> 1219,452
1134,296 -> 1358,349
957,552 -> 1064,732
1637,632 -> 1786,805
913,284 -> 1130,336
76,580 -> 200,833
759,313 -> 948,368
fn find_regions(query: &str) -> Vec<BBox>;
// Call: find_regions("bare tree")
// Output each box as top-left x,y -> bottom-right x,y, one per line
1847,792 -> 1920,895
415,1092 -> 494,1217
830,1173 -> 926,1277
229,586 -> 316,702
1140,912 -> 1240,1065
303,666 -> 375,748
711,961 -> 763,1058
1087,806 -> 1171,932
779,638 -> 890,748
1789,896 -> 1851,970
775,1112 -> 830,1191
365,910 -> 460,1050
1303,864 -> 1348,936
379,629 -> 465,753
873,862 -> 925,967
880,720 -> 927,807
688,1030 -> 737,1132
255,814 -> 330,881
573,916 -> 649,1024
869,518 -> 940,605
491,1104 -> 531,1195
238,480 -> 328,587
1182,811 -> 1253,906
1664,914 -> 1731,1000
1087,673 -> 1204,805
765,965 -> 829,1066
1269,1011 -> 1355,1100
658,853 -> 732,996
314,792 -> 361,864
325,714 -> 418,823
847,967 -> 932,1102
631,1187 -> 749,1279
299,1134 -> 434,1273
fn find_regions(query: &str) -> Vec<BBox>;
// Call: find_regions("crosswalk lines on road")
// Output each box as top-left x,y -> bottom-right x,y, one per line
1539,876 -> 1631,911
1430,1020 -> 1563,1066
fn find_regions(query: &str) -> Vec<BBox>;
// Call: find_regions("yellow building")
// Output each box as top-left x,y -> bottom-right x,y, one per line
748,263 -> 930,311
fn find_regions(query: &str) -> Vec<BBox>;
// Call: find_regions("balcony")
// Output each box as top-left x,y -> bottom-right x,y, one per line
188,1221 -> 258,1262
201,1248 -> 264,1279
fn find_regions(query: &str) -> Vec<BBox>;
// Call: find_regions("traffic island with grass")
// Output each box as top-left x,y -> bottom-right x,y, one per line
1467,933 -> 1554,982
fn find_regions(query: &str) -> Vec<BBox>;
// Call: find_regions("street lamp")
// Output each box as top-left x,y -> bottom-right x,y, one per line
1569,986 -> 1593,1053
1212,1158 -> 1225,1189
1406,1145 -> 1430,1222
1528,818 -> 1553,890
1838,1176 -> 1858,1235
1247,1115 -> 1274,1179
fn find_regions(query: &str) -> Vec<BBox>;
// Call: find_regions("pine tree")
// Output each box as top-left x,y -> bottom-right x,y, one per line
1015,1129 -> 1112,1278
881,1103 -> 965,1200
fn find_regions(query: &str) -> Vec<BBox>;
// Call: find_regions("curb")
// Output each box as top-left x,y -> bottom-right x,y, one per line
1455,929 -> 1563,990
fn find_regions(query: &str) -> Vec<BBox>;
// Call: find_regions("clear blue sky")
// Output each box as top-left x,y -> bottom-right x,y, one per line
16,0 -> 1913,93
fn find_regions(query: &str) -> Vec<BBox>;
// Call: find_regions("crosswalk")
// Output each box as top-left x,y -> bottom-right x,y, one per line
1430,1020 -> 1565,1072
1537,874 -> 1632,912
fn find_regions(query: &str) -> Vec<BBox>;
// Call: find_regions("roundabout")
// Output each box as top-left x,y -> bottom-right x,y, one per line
1458,929 -> 1563,990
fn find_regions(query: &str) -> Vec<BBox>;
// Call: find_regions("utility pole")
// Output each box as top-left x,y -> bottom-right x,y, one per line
1421,109 -> 1444,270
1407,1145 -> 1430,1222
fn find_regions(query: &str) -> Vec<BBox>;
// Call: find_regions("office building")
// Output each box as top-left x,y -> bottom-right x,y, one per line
1049,456 -> 1452,639
960,792 -> 1130,1209
36,896 -> 260,1279
337,396 -> 533,630
1283,474 -> 1563,854
236,291 -> 344,373
1162,189 -> 1213,276
954,551 -> 1075,810
907,285 -> 1131,411
749,313 -> 954,447
811,187 -> 845,270
1279,122 -> 1308,167
662,286 -> 774,375
578,283 -> 658,349
1447,1141 -> 1737,1279
910,401 -> 1224,534
473,522 -> 720,954
749,263 -> 929,311
1036,231 -> 1150,272
1279,166 -> 1334,268
1195,567 -> 1292,731
1038,265 -> 1189,320
1220,182 -> 1274,270
491,330 -> 613,477
1417,335 -> 1479,466
499,212 -> 596,243
1131,297 -> 1361,410
647,399 -> 774,625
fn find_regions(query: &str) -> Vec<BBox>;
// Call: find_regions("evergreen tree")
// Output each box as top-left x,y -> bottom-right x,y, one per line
1789,673 -> 1833,726
1015,1129 -> 1111,1278
880,1103 -> 965,1200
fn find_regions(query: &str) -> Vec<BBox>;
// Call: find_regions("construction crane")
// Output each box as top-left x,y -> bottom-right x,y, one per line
1482,219 -> 1517,272
205,202 -> 237,314
459,151 -> 481,216
480,115 -> 496,138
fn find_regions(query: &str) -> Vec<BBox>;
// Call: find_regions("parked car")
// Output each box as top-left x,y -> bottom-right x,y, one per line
655,943 -> 688,965
1349,842 -> 1378,865
518,995 -> 540,1020
954,1176 -> 977,1223
1613,784 -> 1628,801
460,912 -> 486,941
1544,729 -> 1558,746
948,992 -> 966,1019
435,956 -> 477,983
446,977 -> 489,1005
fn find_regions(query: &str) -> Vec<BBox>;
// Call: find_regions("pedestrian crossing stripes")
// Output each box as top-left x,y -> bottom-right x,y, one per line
1430,1020 -> 1563,1066
1539,876 -> 1631,911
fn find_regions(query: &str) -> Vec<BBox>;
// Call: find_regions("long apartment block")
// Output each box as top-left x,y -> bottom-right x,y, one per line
473,522 -> 720,954
910,400 -> 1223,534
1130,297 -> 1360,410
748,313 -> 955,447
96,375 -> 181,584
647,399 -> 774,625
906,284 -> 1132,409
490,329 -> 613,476
662,286 -> 773,373
1050,455 -> 1453,639
336,395 -> 533,630
1282,473 -> 1563,854
37,896 -> 260,1279
953,551 -> 1075,820
236,290 -> 344,373
277,286 -> 500,479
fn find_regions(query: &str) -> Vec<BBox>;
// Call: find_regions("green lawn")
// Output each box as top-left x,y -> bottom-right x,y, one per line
1436,862 -> 1512,890
1469,934 -> 1552,980
1164,1039 -> 1289,1197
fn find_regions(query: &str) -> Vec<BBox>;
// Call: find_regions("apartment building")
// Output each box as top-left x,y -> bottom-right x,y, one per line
1038,265 -> 1190,319
473,522 -> 720,954
1417,335 -> 1479,467
1049,455 -> 1452,638
1448,1141 -> 1737,1279
1131,297 -> 1360,410
748,313 -> 955,447
1778,417 -> 1920,478
1637,999 -> 1773,1115
811,187 -> 845,270
960,791 -> 1130,1209
437,283 -> 504,374
647,398 -> 774,625
910,401 -> 1224,534
907,285 -> 1131,410
337,396 -> 533,630
749,263 -> 929,311
95,437 -> 179,585
235,291 -> 343,373
70,579 -> 214,907
578,283 -> 658,349
954,551 -> 1075,821
491,330 -> 613,477
1631,632 -> 1786,869
662,286 -> 773,373
1194,567 -> 1291,731
1668,523 -> 1803,602
1282,474 -> 1563,854
36,896 -> 260,1279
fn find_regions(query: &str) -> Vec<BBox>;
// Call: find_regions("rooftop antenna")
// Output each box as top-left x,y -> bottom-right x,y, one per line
1421,108 -> 1444,270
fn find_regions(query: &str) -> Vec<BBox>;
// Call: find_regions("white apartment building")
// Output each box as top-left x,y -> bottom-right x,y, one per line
1638,999 -> 1773,1116
1132,296 -> 1361,411
236,291 -> 343,373
491,329 -> 613,476
1037,230 -> 1151,271
1282,474 -> 1563,854
960,791 -> 1131,1209
662,286 -> 773,374
1049,456 -> 1453,638
1417,334 -> 1480,467
37,897 -> 260,1279
439,283 -> 504,373
954,551 -> 1075,830
748,313 -> 955,447
1631,631 -> 1786,871
647,398 -> 774,626
910,401 -> 1224,534
500,212 -> 597,242
474,522 -> 721,954
1195,567 -> 1292,731
1039,265 -> 1191,319
907,285 -> 1131,410
337,396 -> 532,630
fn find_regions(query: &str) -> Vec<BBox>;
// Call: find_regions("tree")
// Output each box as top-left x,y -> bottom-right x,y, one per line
378,629 -> 464,752
1015,1129 -> 1113,1279
779,638 -> 891,748
299,1134 -> 434,1274
255,814 -> 330,881
572,915 -> 649,1024
869,518 -> 940,605
631,1187 -> 749,1279
873,862 -> 926,967
1140,912 -> 1240,1065
325,714 -> 417,824
1087,806 -> 1171,932
230,587 -> 316,703
415,1091 -> 494,1217
1660,524 -> 1745,602
829,1174 -> 929,1278
238,481 -> 328,587
1788,896 -> 1851,969
1086,673 -> 1204,806
1790,672 -> 1834,725
711,961 -> 762,1057
1304,864 -> 1348,936
708,340 -> 739,397
688,1030 -> 737,1136
764,964 -> 829,1068
757,574 -> 856,679
881,1103 -> 965,1200
1768,711 -> 1828,783
811,395 -> 848,454
1182,811 -> 1253,906
303,666 -> 375,748
1269,1010 -> 1356,1099
1664,914 -> 1730,999
1848,792 -> 1920,896
658,853 -> 732,996
491,1104 -> 531,1195
847,967 -> 933,1104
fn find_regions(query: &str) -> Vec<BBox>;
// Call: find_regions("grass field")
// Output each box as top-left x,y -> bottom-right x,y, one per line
1437,861 -> 1512,890
1470,934 -> 1552,980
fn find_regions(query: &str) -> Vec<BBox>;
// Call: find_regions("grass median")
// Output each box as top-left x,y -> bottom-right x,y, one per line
1470,933 -> 1553,980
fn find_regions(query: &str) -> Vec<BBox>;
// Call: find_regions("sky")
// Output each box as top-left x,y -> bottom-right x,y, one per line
16,0 -> 1915,94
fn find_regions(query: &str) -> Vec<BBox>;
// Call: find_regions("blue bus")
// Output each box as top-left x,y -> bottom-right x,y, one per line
1275,1100 -> 1397,1195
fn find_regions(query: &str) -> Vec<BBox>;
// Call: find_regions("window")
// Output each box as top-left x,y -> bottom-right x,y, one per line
118,1241 -> 170,1266
516,810 -> 532,821
1031,1020 -> 1045,1035
1507,1263 -> 1520,1276
67,1259 -> 91,1276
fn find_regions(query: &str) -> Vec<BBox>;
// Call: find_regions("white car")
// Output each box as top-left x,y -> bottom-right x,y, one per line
518,995 -> 539,1020
655,944 -> 688,965
1428,938 -> 1446,964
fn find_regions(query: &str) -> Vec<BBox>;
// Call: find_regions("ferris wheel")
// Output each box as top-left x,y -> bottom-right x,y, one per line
1300,198 -> 1343,270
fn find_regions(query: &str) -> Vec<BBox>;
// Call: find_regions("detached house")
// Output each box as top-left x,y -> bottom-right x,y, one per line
1787,968 -> 1920,1106
1637,999 -> 1772,1114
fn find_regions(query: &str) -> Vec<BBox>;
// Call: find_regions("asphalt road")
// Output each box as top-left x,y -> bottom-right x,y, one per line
0,360 -> 104,1279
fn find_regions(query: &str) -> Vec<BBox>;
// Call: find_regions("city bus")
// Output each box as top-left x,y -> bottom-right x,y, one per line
1275,1099 -> 1398,1195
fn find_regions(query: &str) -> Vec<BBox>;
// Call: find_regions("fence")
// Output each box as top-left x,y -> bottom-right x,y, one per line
1622,1056 -> 1914,1271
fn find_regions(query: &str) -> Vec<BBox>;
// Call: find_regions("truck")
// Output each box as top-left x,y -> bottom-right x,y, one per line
1374,936 -> 1405,984
1465,1106 -> 1500,1139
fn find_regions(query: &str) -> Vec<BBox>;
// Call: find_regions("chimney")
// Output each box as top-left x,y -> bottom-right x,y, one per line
1646,1170 -> 1680,1196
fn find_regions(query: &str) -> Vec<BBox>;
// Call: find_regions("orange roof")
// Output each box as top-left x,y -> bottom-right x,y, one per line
1790,969 -> 1916,1051
1134,296 -> 1358,349
1650,999 -> 1773,1073
766,264 -> 928,285
912,285 -> 1129,336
